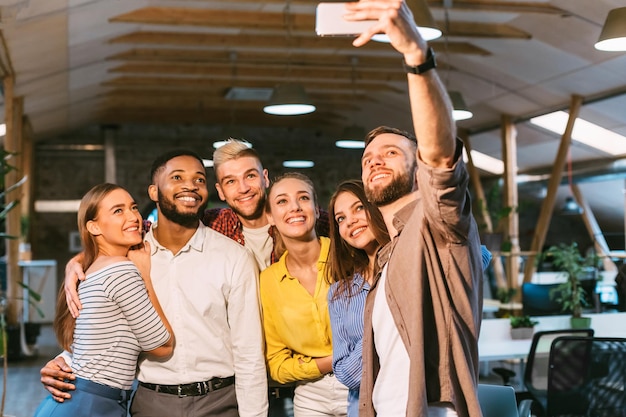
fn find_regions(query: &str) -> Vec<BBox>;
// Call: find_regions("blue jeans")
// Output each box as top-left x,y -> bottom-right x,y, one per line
34,378 -> 132,417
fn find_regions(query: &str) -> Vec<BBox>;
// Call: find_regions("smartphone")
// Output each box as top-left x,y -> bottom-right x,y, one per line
315,2 -> 377,37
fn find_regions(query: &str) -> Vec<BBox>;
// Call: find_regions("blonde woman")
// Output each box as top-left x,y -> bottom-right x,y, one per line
34,183 -> 173,417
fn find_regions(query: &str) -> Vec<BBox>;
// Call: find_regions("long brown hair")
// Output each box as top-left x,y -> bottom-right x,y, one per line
326,180 -> 389,299
54,183 -> 126,351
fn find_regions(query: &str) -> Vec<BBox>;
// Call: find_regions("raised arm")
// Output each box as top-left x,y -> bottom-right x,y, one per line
346,0 -> 456,168
128,241 -> 174,357
64,252 -> 86,317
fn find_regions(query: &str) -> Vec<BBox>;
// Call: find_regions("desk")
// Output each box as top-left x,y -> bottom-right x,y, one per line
479,312 -> 626,362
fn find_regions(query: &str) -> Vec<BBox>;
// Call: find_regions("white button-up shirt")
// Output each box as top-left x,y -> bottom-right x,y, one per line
138,222 -> 268,417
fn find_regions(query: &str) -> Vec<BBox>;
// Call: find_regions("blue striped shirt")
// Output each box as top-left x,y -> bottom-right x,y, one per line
328,273 -> 369,417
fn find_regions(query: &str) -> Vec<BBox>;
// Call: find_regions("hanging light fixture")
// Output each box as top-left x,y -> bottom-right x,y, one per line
373,0 -> 441,43
336,125 -> 366,149
595,7 -> 626,51
336,57 -> 366,148
560,196 -> 583,215
263,83 -> 316,116
264,0 -> 316,116
560,146 -> 583,215
448,91 -> 473,121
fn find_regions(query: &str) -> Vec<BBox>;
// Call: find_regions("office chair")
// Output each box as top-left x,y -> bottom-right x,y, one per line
523,329 -> 594,417
547,336 -> 626,416
521,282 -> 564,316
477,384 -> 532,417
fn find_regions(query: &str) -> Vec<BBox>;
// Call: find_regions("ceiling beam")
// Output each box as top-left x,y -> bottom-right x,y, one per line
427,0 -> 569,15
110,6 -> 530,39
108,31 -> 491,55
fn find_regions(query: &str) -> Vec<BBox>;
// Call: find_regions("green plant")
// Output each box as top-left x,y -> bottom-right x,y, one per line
496,287 -> 517,304
510,315 -> 538,328
0,149 -> 39,416
546,243 -> 588,319
478,182 -> 514,232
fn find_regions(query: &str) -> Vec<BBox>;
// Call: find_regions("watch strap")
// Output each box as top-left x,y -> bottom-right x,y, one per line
403,47 -> 436,75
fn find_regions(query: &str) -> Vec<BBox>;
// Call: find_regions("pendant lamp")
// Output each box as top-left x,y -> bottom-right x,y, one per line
448,91 -> 473,121
263,83 -> 316,116
595,7 -> 626,51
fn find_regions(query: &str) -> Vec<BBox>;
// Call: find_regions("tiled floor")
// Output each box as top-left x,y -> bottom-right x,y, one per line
1,324 -> 59,417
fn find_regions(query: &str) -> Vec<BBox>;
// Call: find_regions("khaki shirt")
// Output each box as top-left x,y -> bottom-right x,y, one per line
359,140 -> 484,417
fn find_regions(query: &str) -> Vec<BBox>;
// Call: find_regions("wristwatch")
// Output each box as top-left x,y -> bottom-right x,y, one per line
402,47 -> 436,75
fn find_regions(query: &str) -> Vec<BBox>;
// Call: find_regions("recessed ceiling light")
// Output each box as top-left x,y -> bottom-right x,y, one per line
335,140 -> 365,149
283,160 -> 315,168
530,111 -> 626,156
462,148 -> 504,175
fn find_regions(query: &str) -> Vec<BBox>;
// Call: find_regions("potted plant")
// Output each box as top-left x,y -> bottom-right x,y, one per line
0,149 -> 41,417
509,315 -> 538,339
546,243 -> 593,329
477,181 -> 514,252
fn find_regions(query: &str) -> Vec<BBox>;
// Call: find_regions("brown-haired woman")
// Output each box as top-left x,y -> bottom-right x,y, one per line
34,183 -> 173,417
326,180 -> 390,417
260,172 -> 348,417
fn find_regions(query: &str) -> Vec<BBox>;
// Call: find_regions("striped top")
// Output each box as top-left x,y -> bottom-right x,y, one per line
328,273 -> 369,417
72,261 -> 170,390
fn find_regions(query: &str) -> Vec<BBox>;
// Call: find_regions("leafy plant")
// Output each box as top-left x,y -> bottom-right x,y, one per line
478,182 -> 514,232
496,287 -> 517,304
510,315 -> 538,328
0,149 -> 38,416
546,243 -> 588,318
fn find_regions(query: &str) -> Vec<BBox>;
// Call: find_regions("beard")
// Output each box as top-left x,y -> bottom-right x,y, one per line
232,194 -> 266,222
157,189 -> 206,228
365,164 -> 416,206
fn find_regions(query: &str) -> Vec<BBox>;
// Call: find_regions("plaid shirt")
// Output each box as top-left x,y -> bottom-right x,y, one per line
202,207 -> 330,264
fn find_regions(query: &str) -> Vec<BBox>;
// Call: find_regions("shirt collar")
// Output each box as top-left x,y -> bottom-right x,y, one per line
145,221 -> 205,255
278,236 -> 330,282
376,199 -> 417,271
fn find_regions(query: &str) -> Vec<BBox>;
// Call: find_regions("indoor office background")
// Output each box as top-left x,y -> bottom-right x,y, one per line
2,0 -> 626,416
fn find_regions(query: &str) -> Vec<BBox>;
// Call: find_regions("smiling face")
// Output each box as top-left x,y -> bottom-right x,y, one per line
87,188 -> 143,252
149,155 -> 209,228
215,156 -> 270,222
361,132 -> 417,206
266,176 -> 319,240
333,190 -> 378,254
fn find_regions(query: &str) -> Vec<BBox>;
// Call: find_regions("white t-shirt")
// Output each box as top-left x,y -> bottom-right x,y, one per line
372,264 -> 457,417
242,224 -> 273,270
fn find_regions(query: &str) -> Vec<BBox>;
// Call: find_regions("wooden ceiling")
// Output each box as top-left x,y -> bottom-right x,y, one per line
1,0 -> 626,241
0,0 -> 625,173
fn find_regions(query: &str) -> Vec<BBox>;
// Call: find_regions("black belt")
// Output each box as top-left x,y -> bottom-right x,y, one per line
139,376 -> 235,397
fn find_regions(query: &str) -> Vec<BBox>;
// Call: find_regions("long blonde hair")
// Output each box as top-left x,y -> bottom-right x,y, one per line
53,183 -> 126,351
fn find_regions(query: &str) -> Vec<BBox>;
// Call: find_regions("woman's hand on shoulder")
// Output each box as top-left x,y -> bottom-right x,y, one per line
128,241 -> 151,280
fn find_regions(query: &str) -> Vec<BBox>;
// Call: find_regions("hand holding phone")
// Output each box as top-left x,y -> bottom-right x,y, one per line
315,2 -> 377,37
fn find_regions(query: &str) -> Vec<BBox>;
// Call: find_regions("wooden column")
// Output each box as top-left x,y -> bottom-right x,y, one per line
571,183 -> 617,272
461,131 -> 507,290
501,115 -> 520,295
103,126 -> 117,184
523,95 -> 583,283
3,77 -> 24,324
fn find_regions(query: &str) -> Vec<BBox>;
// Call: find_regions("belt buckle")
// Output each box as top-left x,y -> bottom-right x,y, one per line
177,385 -> 186,398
